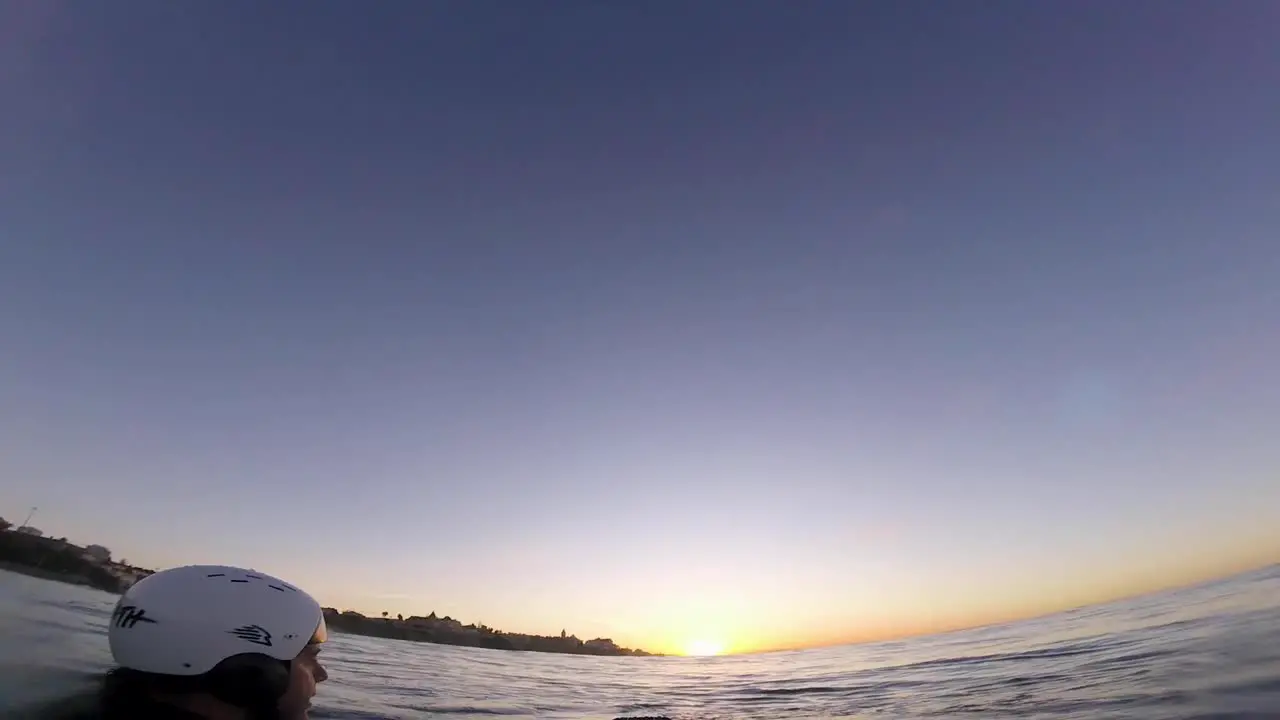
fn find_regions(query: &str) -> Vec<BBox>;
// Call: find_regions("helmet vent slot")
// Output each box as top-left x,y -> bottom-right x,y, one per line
203,571 -> 296,590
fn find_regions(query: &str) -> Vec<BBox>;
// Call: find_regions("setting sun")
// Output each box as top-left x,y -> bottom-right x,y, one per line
683,639 -> 726,657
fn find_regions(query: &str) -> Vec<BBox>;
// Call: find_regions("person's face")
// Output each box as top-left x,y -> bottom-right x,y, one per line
277,643 -> 328,719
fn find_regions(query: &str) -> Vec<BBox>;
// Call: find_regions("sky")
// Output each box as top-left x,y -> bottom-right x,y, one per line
1,1 -> 1277,656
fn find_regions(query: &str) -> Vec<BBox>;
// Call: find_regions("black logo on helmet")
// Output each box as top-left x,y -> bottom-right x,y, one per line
112,605 -> 157,629
228,624 -> 273,647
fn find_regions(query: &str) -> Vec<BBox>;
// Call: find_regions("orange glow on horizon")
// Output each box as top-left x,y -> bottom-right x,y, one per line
682,638 -> 726,656
632,553 -> 1280,656
319,537 -> 1277,658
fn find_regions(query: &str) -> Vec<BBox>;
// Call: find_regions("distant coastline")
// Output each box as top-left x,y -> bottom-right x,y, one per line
0,524 -> 151,595
0,522 -> 656,657
323,608 -> 658,657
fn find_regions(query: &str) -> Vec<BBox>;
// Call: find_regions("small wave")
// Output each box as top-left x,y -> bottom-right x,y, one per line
396,705 -> 526,715
746,685 -> 852,697
309,710 -> 393,720
887,640 -> 1116,673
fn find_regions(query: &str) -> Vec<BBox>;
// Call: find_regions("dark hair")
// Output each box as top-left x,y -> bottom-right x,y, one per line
29,653 -> 294,720
98,668 -> 209,719
32,657 -> 290,720
105,655 -> 291,720
22,669 -> 199,720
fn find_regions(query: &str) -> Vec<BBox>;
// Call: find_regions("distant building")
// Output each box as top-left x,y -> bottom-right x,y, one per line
83,544 -> 111,562
585,638 -> 619,652
16,526 -> 43,537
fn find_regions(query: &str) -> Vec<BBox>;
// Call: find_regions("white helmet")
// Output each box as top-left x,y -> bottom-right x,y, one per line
108,564 -> 327,677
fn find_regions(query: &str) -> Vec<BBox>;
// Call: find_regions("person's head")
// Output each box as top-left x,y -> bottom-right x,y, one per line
103,565 -> 328,720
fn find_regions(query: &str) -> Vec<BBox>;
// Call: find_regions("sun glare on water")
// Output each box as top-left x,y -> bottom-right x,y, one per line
684,639 -> 726,657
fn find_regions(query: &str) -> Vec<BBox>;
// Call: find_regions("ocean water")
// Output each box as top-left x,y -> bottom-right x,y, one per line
1,566 -> 1277,719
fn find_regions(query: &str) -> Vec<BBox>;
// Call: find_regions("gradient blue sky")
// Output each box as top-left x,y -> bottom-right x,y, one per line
1,2 -> 1277,654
